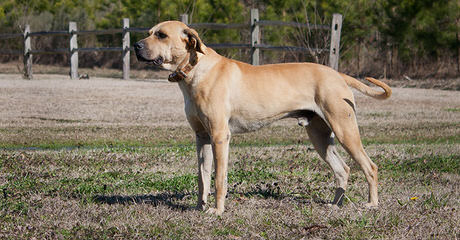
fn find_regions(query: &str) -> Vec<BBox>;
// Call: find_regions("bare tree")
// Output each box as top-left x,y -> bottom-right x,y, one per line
291,2 -> 330,65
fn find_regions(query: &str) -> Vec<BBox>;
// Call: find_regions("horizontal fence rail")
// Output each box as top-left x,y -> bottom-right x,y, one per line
0,49 -> 22,55
30,49 -> 68,54
78,47 -> 123,52
28,31 -> 69,37
0,33 -> 23,39
255,44 -> 327,53
208,43 -> 252,49
126,27 -> 150,33
189,23 -> 250,29
0,8 -> 342,80
256,20 -> 329,30
77,29 -> 124,35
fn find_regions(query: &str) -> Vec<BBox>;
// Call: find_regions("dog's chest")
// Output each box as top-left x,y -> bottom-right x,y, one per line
179,83 -> 199,117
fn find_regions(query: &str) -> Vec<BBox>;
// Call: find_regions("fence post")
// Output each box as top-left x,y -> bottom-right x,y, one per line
251,9 -> 260,65
122,18 -> 130,80
329,13 -> 342,71
180,14 -> 189,25
23,24 -> 32,79
69,22 -> 78,79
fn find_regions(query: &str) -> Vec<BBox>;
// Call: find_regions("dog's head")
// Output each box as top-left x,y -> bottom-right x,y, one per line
134,21 -> 205,71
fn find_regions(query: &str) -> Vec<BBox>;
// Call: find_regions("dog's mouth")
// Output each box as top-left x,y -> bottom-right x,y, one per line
136,54 -> 164,66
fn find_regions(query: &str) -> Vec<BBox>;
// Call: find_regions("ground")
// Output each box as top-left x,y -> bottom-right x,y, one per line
0,73 -> 459,239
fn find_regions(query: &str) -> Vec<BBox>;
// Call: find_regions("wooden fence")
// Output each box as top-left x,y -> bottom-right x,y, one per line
0,9 -> 342,80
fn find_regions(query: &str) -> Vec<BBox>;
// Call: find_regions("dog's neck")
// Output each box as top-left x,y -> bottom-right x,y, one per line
168,51 -> 200,82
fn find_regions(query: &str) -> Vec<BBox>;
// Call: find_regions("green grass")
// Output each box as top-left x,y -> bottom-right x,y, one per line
213,226 -> 241,237
422,192 -> 450,210
380,154 -> 460,174
445,108 -> 460,112
228,168 -> 276,184
1,171 -> 198,199
0,125 -> 459,239
1,122 -> 459,151
1,134 -> 458,151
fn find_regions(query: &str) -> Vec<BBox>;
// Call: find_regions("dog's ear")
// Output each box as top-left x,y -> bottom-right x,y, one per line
183,28 -> 205,54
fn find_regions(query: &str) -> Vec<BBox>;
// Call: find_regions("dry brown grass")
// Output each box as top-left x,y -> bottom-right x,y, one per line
0,74 -> 459,239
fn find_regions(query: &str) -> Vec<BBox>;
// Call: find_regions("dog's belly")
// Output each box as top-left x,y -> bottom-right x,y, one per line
228,110 -> 316,134
228,116 -> 278,133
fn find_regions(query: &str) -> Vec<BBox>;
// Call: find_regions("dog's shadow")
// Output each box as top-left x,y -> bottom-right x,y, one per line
92,192 -> 193,211
229,182 -> 330,205
93,187 -> 330,211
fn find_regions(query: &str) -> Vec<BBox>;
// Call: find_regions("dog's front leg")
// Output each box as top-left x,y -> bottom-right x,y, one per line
195,132 -> 213,210
206,128 -> 231,216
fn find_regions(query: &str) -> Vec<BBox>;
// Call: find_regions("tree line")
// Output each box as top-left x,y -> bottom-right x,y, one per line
1,0 -> 459,78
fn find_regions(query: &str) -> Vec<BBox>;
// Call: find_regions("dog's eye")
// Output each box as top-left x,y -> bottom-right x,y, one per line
155,31 -> 168,39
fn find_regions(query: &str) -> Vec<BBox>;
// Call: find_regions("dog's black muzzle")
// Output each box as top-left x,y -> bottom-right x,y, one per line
134,41 -> 163,66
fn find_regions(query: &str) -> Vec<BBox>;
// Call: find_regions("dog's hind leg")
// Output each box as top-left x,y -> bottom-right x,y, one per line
322,102 -> 379,207
305,115 -> 350,206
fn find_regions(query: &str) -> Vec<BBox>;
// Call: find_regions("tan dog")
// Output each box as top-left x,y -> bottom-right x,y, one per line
134,21 -> 391,215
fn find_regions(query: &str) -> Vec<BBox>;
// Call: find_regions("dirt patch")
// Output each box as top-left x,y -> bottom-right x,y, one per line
0,74 -> 459,128
385,78 -> 460,91
2,62 -> 459,90
0,74 -> 185,127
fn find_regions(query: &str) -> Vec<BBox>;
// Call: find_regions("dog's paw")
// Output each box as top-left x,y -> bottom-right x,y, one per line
364,202 -> 378,208
326,203 -> 340,210
196,203 -> 207,211
205,207 -> 224,216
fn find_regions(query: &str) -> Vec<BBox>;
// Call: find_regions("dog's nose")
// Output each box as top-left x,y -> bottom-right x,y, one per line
134,41 -> 144,50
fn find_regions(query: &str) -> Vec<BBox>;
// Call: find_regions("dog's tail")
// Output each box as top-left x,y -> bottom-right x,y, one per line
340,73 -> 392,100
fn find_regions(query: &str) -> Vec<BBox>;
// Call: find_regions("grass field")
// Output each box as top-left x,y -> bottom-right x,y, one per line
0,74 -> 459,239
